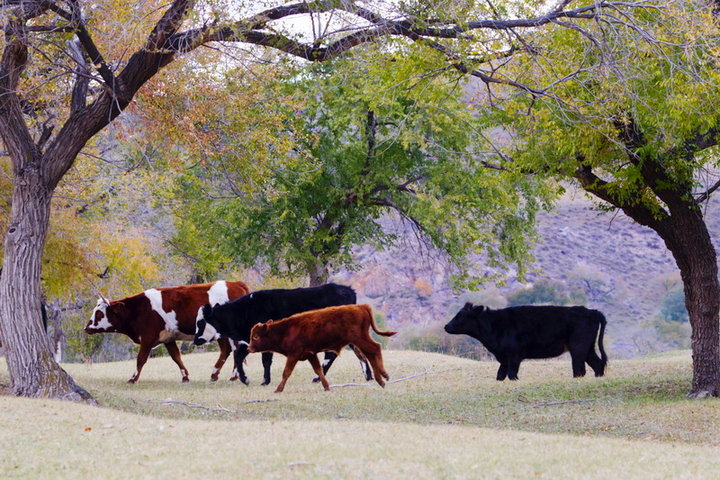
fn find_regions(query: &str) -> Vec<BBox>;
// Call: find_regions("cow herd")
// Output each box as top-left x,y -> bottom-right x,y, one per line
85,280 -> 608,392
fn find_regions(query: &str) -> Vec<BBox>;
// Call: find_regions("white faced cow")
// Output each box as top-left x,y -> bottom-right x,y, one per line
85,280 -> 249,383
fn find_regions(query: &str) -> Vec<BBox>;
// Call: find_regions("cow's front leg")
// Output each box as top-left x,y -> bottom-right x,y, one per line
233,343 -> 251,385
507,356 -> 521,381
275,356 -> 299,393
128,338 -> 154,384
308,354 -> 330,391
312,352 -> 338,383
496,362 -> 508,381
261,352 -> 273,386
165,341 -> 190,382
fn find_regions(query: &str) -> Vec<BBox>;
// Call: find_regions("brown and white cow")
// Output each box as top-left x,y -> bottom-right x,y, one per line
85,280 -> 249,383
248,304 -> 396,393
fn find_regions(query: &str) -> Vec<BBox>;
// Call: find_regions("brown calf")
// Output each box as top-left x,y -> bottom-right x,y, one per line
248,304 -> 396,393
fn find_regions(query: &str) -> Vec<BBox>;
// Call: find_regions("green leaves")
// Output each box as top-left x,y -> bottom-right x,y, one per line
173,52 -> 550,286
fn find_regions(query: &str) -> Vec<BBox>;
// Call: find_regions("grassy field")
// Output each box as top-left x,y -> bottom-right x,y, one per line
1,349 -> 718,479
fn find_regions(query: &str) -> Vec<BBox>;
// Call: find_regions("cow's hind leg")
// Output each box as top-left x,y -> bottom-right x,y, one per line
233,343 -> 251,385
308,354 -> 330,391
261,352 -> 273,386
128,338 -> 154,384
355,339 -> 389,387
165,341 -> 190,382
211,337 -> 232,381
585,349 -> 606,377
275,356 -> 299,393
351,345 -> 373,381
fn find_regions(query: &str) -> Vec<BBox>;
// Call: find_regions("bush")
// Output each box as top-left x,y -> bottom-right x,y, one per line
659,286 -> 688,323
507,279 -> 586,306
399,324 -> 493,361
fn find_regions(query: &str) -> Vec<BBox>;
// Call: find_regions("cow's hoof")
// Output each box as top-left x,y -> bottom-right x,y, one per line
261,381 -> 270,386
181,377 -> 190,383
228,375 -> 238,381
311,377 -> 321,383
127,378 -> 137,384
240,378 -> 249,386
210,375 -> 219,382
274,388 -> 283,394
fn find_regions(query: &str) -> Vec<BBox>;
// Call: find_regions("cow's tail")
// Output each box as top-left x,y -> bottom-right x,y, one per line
596,310 -> 608,375
366,305 -> 396,337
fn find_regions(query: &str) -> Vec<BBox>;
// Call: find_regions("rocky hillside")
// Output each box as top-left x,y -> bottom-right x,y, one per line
332,191 -> 720,359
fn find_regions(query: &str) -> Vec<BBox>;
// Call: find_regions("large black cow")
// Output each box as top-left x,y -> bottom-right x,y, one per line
193,283 -> 372,385
444,303 -> 607,380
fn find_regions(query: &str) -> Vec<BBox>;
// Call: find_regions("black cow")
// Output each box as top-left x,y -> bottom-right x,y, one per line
444,303 -> 607,380
193,283 -> 372,386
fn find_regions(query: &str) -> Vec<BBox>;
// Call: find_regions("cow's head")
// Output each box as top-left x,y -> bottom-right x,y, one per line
247,321 -> 271,353
85,296 -> 121,334
444,302 -> 486,335
194,303 -> 220,345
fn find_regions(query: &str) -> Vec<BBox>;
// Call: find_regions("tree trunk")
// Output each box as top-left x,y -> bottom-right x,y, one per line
0,174 -> 92,401
665,213 -> 720,398
308,261 -> 330,287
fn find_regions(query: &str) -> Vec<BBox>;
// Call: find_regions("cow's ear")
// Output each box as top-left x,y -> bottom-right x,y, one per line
202,303 -> 212,320
477,305 -> 486,312
463,302 -> 474,310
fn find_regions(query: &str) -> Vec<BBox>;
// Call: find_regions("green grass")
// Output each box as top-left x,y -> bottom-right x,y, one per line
1,350 -> 718,479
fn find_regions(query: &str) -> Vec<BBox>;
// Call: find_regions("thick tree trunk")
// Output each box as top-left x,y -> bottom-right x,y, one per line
0,174 -> 92,401
666,214 -> 720,398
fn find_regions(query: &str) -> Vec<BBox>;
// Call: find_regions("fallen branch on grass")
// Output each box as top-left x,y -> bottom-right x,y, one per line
147,398 -> 235,413
330,370 -> 430,388
145,397 -> 279,412
530,396 -> 608,408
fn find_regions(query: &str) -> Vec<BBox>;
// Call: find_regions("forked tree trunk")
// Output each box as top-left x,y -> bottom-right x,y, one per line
0,172 -> 91,401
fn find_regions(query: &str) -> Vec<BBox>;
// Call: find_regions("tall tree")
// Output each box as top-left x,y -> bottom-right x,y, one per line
0,0 -> 639,400
478,0 -> 720,397
175,57 -> 551,287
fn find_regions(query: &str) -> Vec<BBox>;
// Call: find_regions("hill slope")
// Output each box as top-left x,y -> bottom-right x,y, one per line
332,193 -> 720,358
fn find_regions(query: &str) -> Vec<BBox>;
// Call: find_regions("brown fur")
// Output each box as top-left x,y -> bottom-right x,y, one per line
248,304 -> 396,393
86,281 -> 249,383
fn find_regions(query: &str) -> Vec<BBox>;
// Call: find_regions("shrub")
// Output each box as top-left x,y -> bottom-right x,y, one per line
659,286 -> 688,323
507,279 -> 586,306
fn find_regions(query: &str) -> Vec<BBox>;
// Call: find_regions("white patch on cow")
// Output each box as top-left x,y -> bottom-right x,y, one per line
230,341 -> 238,352
238,340 -> 249,348
197,322 -> 220,344
145,288 -> 179,332
249,293 -> 253,299
322,358 -> 331,368
212,367 -> 219,376
87,299 -> 113,331
207,280 -> 230,307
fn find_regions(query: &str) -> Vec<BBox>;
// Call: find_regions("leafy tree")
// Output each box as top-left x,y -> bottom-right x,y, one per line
477,1 -> 720,396
178,57 -> 552,287
0,0 -> 642,400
